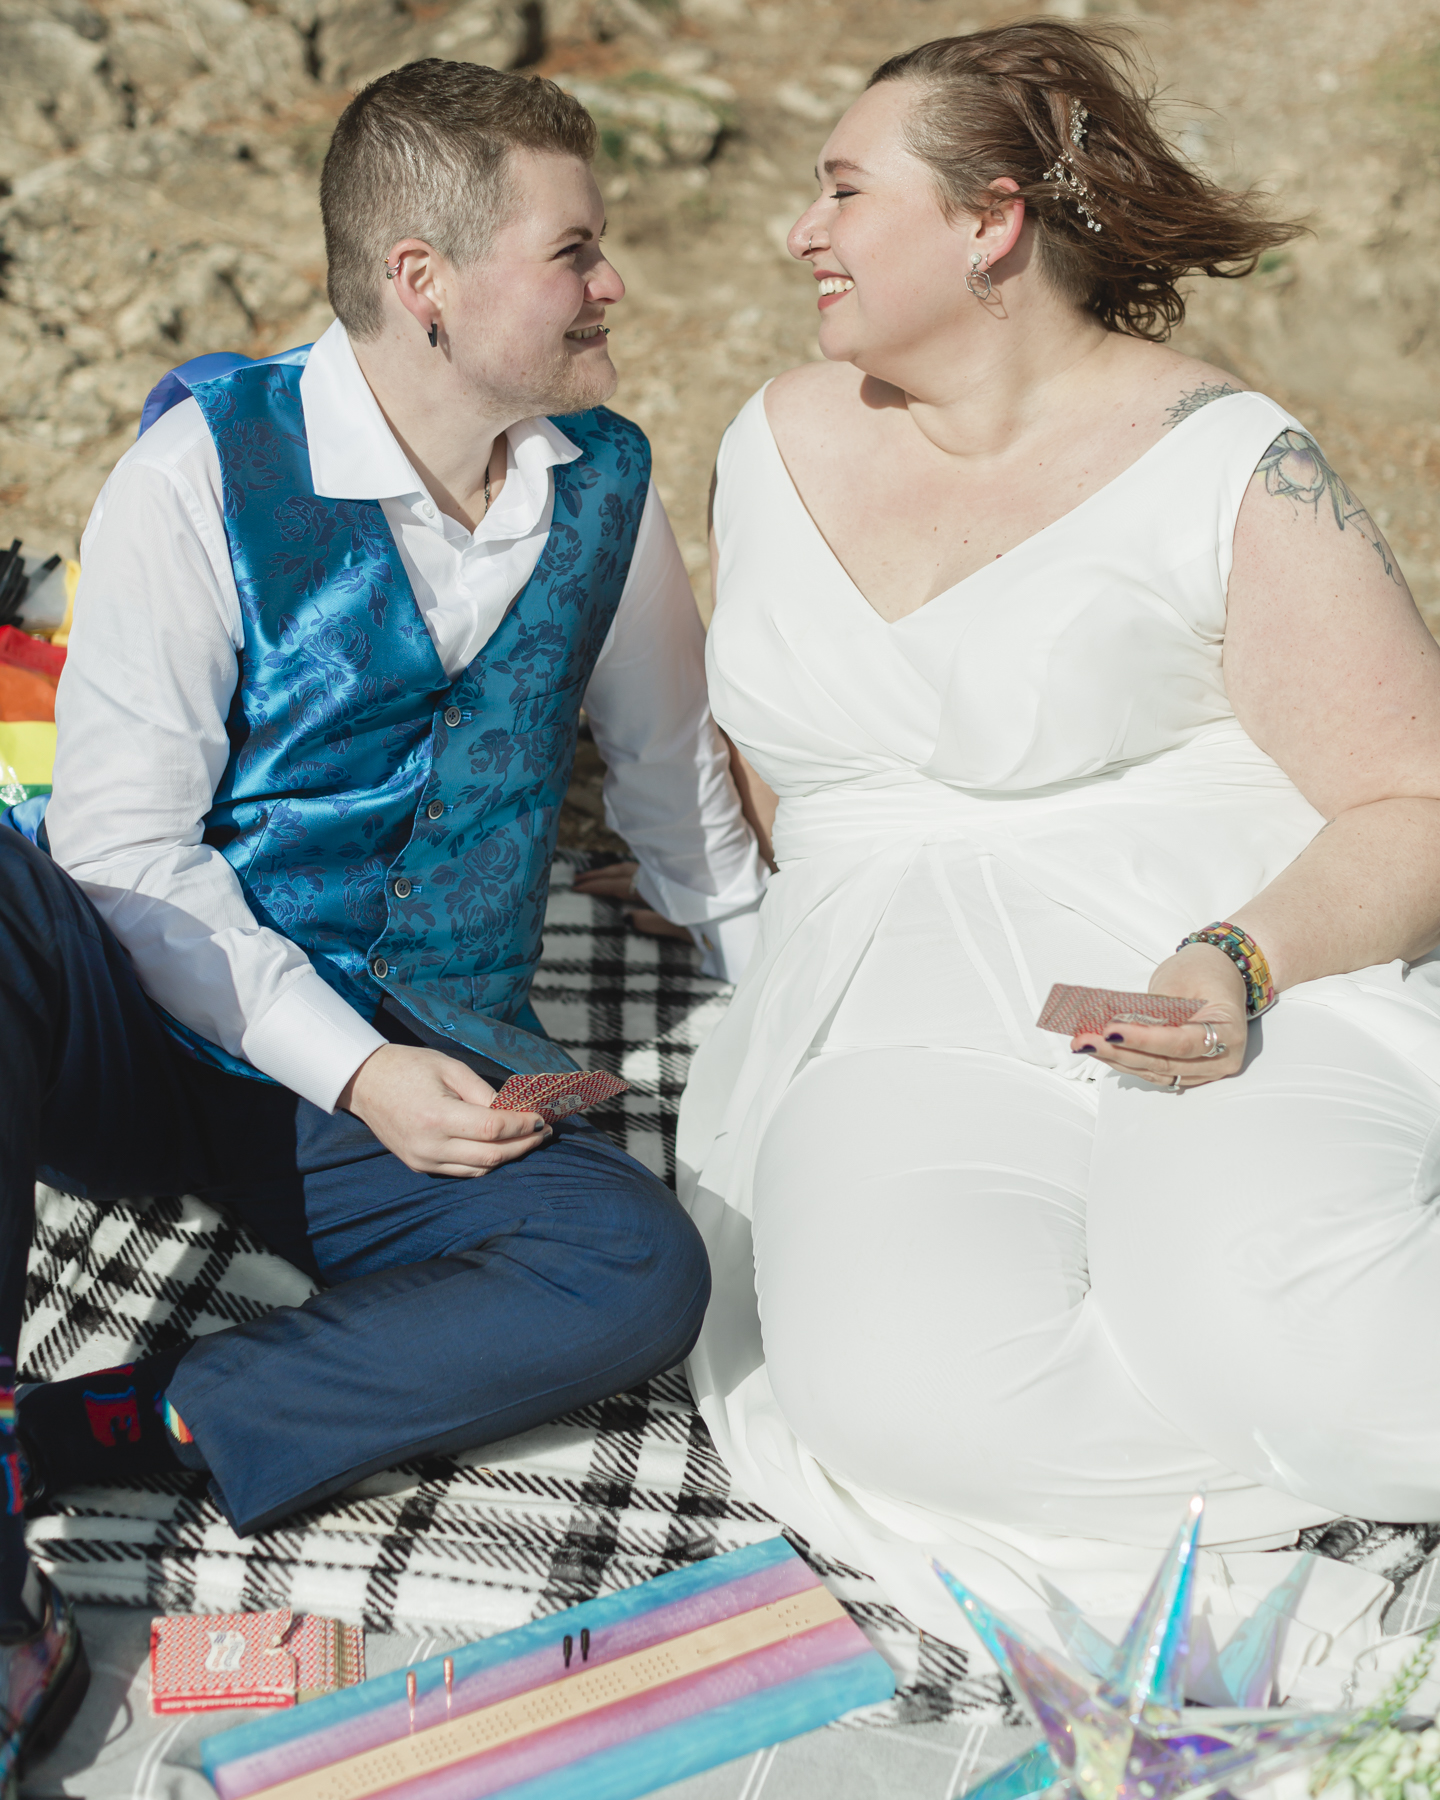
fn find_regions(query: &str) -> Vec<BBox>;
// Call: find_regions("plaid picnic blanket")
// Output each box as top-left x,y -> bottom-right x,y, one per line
16,859 -> 1440,1726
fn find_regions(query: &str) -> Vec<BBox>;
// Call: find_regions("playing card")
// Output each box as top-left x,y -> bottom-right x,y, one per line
150,1610 -> 298,1713
490,1069 -> 628,1124
1036,983 -> 1205,1036
291,1615 -> 366,1704
150,1611 -> 365,1713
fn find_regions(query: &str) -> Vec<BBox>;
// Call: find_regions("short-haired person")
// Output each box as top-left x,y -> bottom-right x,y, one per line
679,22 -> 1440,1663
0,61 -> 764,1761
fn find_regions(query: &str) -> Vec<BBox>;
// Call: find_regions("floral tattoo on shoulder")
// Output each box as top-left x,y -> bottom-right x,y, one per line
1163,382 -> 1241,427
1256,430 -> 1402,585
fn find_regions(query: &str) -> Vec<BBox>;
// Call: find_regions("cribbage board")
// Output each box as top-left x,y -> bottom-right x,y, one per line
202,1538 -> 894,1800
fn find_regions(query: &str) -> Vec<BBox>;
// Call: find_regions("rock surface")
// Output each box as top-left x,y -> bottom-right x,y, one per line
2,0 -> 1438,648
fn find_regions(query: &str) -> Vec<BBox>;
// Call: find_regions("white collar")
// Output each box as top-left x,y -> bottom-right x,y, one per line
298,320 -> 582,535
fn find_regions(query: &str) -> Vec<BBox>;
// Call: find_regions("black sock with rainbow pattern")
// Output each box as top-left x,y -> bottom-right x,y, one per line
17,1344 -> 194,1499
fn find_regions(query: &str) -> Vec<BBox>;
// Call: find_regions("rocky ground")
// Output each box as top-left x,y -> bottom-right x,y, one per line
3,0 -> 1438,846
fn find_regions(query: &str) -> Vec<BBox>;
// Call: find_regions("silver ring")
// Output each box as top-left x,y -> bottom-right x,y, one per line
1199,1023 -> 1227,1059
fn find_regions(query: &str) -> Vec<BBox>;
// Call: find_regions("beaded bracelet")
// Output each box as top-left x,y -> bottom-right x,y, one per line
1175,920 -> 1276,1017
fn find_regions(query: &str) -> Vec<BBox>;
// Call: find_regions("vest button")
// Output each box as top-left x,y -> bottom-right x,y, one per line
443,706 -> 462,728
392,877 -> 412,899
370,956 -> 390,980
426,800 -> 444,820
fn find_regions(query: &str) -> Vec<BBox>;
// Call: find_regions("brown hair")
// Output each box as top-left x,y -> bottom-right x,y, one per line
868,21 -> 1304,341
321,60 -> 598,339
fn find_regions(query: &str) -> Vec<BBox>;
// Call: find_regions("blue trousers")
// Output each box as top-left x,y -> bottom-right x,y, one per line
0,829 -> 709,1534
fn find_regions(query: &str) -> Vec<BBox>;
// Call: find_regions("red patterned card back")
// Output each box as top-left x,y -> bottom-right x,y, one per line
1036,984 -> 1204,1036
293,1615 -> 366,1703
490,1070 -> 628,1124
150,1612 -> 366,1714
151,1610 -> 297,1713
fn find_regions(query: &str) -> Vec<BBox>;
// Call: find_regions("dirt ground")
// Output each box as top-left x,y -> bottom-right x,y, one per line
2,0 -> 1438,849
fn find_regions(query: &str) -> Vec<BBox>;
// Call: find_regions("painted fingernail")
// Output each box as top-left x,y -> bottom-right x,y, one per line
1073,1044 -> 1096,1054
1106,1033 -> 1124,1044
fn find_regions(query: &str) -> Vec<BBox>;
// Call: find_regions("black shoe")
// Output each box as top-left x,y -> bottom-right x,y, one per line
0,1571 -> 89,1798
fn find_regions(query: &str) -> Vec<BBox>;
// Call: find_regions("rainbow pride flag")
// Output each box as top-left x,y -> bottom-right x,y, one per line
202,1537 -> 894,1800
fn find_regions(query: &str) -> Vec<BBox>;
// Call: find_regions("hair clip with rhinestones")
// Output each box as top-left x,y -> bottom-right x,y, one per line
1043,97 -> 1103,233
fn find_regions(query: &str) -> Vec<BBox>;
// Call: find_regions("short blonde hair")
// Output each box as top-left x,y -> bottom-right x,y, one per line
321,59 -> 598,339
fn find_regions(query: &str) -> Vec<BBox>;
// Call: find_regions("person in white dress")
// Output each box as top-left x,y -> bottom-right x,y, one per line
675,21 -> 1440,1699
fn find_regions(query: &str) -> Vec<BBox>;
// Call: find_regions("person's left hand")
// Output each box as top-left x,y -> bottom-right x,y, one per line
572,860 -> 692,941
1069,941 -> 1250,1089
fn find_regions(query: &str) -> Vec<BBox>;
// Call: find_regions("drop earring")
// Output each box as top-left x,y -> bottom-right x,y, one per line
964,253 -> 992,300
427,320 -> 439,348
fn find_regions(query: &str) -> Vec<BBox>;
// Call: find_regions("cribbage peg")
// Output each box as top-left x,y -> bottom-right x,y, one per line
580,1628 -> 590,1663
563,1634 -> 573,1668
407,1668 -> 417,1732
444,1656 -> 454,1717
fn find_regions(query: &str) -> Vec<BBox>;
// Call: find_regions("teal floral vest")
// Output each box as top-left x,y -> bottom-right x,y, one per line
188,356 -> 649,1077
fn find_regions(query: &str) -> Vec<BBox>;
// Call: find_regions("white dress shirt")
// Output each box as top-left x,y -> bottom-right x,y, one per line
48,321 -> 766,1112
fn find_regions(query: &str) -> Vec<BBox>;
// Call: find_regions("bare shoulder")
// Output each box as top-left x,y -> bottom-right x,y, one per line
764,360 -> 870,438
1092,337 -> 1249,433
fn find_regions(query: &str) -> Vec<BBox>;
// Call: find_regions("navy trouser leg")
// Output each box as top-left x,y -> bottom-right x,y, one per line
0,827 -> 272,1612
0,829 -> 279,1353
0,828 -> 710,1537
169,1118 -> 710,1532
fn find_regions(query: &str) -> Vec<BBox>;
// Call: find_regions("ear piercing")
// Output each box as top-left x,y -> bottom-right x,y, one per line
381,255 -> 440,344
964,252 -> 993,300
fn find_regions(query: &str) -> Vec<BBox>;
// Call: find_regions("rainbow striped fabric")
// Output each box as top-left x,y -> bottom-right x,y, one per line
201,1538 -> 894,1800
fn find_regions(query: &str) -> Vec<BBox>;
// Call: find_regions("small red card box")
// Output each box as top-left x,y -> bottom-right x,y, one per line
1036,983 -> 1205,1036
490,1070 -> 628,1124
150,1610 -> 365,1714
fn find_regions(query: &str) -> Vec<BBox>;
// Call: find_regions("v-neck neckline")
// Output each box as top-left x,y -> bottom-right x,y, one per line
757,382 -> 1253,629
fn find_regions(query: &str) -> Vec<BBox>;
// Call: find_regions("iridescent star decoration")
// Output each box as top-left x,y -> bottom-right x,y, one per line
935,1495 -> 1371,1800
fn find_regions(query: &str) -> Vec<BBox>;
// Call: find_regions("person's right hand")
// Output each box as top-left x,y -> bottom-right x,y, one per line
337,1043 -> 551,1176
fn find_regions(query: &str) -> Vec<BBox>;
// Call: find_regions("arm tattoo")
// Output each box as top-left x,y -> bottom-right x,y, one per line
1164,382 -> 1240,427
1256,429 -> 1401,584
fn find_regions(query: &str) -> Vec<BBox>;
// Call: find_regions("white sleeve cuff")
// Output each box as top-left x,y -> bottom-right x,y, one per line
239,974 -> 388,1114
686,905 -> 763,985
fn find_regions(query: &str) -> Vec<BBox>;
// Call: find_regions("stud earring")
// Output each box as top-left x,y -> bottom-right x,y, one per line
427,320 -> 438,348
964,253 -> 992,300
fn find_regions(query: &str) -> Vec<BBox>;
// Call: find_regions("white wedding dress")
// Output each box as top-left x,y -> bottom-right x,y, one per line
677,383 -> 1440,1701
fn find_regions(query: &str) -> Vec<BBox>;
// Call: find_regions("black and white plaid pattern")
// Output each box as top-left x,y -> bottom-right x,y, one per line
15,857 -> 1440,1727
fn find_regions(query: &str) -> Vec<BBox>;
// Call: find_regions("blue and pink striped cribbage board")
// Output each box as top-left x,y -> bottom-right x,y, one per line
201,1538 -> 895,1800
